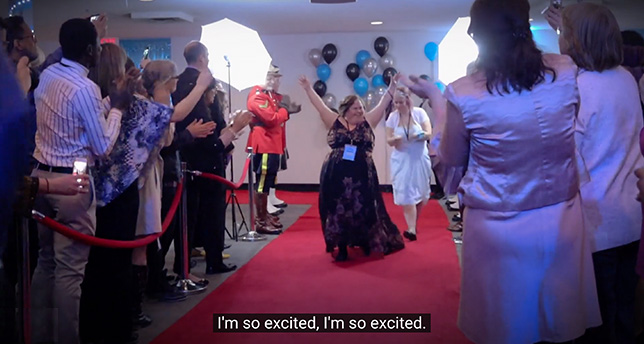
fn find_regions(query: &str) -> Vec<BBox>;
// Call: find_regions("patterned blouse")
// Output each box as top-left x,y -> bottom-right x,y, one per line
94,96 -> 173,206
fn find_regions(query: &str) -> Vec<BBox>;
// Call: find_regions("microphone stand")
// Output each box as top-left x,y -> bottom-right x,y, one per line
223,56 -> 248,241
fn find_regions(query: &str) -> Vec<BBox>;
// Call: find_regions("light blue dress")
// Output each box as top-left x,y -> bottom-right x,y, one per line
386,107 -> 432,206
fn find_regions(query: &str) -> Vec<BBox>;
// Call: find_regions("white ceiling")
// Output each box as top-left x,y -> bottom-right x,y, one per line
28,0 -> 644,39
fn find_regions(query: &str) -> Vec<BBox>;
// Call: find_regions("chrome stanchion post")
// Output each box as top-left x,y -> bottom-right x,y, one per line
241,147 -> 266,242
16,216 -> 31,344
175,162 -> 207,294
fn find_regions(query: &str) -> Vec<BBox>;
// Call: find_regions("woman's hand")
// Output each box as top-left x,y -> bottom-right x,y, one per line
298,75 -> 311,89
47,174 -> 90,195
186,119 -> 216,138
231,110 -> 252,133
544,5 -> 563,33
16,56 -> 31,96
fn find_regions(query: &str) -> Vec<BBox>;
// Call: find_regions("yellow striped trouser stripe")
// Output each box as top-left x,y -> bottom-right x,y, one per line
257,154 -> 269,193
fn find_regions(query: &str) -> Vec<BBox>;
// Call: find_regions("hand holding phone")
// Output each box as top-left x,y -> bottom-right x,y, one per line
89,14 -> 100,22
73,158 -> 88,189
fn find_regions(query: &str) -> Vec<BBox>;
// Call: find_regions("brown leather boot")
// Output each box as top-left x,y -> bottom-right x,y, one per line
255,193 -> 281,235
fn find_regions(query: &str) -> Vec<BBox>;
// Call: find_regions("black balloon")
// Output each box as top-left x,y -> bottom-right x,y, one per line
322,43 -> 337,64
313,80 -> 327,97
383,67 -> 398,86
374,36 -> 389,57
345,63 -> 360,81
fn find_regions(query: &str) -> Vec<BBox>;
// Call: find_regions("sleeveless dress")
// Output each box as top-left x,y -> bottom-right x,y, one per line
319,118 -> 404,254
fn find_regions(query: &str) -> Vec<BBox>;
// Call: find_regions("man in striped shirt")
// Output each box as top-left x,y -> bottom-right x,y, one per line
30,18 -> 131,344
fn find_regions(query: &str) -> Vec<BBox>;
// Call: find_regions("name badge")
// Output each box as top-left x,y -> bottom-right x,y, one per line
343,144 -> 357,161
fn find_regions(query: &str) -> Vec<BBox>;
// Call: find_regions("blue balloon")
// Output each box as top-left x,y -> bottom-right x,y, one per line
435,81 -> 446,93
424,42 -> 439,61
356,50 -> 371,68
353,77 -> 369,97
372,74 -> 385,88
316,64 -> 331,82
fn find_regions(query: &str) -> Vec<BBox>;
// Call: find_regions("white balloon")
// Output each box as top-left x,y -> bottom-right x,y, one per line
363,90 -> 378,111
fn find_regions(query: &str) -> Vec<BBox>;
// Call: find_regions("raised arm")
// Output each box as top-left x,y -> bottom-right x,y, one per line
365,73 -> 400,128
171,69 -> 213,122
403,75 -> 446,138
298,75 -> 337,129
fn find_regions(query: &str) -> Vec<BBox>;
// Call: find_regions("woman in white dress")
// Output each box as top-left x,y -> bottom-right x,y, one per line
385,87 -> 432,241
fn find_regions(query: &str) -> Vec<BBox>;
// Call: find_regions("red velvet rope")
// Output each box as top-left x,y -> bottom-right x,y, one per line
31,182 -> 184,249
192,157 -> 250,189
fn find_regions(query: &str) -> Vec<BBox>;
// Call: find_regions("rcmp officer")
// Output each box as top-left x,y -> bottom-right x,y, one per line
247,65 -> 300,234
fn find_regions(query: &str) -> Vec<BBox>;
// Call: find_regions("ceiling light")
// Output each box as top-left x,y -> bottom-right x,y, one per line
371,21 -> 383,25
140,0 -> 155,2
529,18 -> 534,22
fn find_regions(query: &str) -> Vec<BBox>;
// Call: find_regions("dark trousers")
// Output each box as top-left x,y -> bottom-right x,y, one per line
80,183 -> 138,343
578,240 -> 640,344
160,184 -> 182,274
187,175 -> 226,269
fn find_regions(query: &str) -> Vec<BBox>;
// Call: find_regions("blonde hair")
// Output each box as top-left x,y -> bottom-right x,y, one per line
561,3 -> 623,72
142,60 -> 177,96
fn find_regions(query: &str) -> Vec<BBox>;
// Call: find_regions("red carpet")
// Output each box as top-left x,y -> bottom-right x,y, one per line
152,191 -> 471,344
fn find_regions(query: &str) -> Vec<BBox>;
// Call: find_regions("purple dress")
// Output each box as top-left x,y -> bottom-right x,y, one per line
438,54 -> 601,344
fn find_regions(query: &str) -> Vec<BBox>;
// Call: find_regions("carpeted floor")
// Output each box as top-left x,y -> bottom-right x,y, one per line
151,191 -> 470,344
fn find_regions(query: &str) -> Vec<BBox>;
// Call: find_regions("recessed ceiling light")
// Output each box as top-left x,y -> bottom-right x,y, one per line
371,21 -> 383,25
140,0 -> 154,2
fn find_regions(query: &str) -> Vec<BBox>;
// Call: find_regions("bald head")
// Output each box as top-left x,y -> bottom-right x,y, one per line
183,41 -> 208,68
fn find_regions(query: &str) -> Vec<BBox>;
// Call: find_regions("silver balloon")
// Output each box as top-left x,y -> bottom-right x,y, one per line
375,85 -> 387,99
322,93 -> 337,109
362,58 -> 378,78
363,90 -> 378,111
308,48 -> 323,67
379,54 -> 395,70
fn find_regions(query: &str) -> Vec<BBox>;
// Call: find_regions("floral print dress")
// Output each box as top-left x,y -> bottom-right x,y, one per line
319,118 -> 404,254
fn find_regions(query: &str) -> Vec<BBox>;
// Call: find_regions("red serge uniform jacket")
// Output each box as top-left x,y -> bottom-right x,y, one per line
246,85 -> 289,154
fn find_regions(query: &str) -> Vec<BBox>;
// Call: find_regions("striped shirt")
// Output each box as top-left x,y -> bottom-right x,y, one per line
33,58 -> 122,167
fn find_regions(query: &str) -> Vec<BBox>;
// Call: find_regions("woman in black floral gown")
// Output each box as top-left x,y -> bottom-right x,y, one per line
299,75 -> 405,261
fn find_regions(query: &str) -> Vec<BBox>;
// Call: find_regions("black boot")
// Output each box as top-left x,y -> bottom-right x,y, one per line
335,245 -> 348,262
132,265 -> 152,329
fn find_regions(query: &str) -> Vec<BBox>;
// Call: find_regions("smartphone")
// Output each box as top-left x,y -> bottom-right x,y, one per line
142,46 -> 150,60
89,14 -> 100,22
551,0 -> 562,9
73,158 -> 88,176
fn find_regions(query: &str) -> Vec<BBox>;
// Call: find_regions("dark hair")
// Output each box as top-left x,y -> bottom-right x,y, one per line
183,41 -> 207,64
125,57 -> 135,71
621,30 -> 644,47
469,0 -> 554,94
561,3 -> 622,72
338,95 -> 364,117
59,18 -> 98,61
2,16 -> 29,54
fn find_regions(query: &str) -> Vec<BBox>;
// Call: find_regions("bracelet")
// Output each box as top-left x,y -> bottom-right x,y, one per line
45,178 -> 49,193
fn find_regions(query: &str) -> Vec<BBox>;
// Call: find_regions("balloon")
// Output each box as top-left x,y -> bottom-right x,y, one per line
362,58 -> 377,77
382,67 -> 398,86
379,54 -> 395,69
308,48 -> 322,67
419,74 -> 432,81
374,36 -> 389,57
375,85 -> 387,98
313,80 -> 327,97
322,93 -> 337,109
322,43 -> 337,64
353,77 -> 369,97
435,81 -> 446,93
424,42 -> 438,61
356,50 -> 371,68
372,74 -> 385,88
316,64 -> 331,82
345,63 -> 360,81
364,90 -> 378,111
